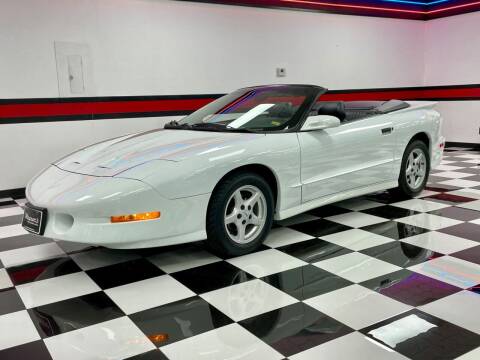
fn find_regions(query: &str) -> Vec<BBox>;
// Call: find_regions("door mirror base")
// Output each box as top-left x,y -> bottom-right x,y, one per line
301,115 -> 341,131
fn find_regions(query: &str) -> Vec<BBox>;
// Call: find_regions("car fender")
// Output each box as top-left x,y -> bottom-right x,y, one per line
116,133 -> 302,212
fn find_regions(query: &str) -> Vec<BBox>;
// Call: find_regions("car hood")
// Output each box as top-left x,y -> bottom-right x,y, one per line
55,129 -> 264,177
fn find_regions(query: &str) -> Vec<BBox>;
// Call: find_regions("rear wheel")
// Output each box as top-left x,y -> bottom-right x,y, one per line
206,172 -> 274,257
392,140 -> 430,197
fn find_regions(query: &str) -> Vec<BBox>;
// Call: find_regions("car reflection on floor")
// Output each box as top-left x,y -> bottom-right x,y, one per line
6,239 -> 442,358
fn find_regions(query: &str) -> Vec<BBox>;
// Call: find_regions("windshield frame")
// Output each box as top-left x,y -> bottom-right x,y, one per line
171,85 -> 326,133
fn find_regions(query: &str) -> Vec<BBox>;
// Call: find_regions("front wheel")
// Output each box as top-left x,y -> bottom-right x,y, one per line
206,172 -> 274,257
392,140 -> 430,197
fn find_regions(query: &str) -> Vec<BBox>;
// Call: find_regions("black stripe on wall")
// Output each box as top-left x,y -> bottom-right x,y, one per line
2,84 -> 480,124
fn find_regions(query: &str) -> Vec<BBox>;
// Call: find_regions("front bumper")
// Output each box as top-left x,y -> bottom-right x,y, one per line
26,166 -> 209,249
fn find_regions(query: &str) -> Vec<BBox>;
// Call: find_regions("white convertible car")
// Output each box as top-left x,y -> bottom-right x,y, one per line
23,85 -> 445,256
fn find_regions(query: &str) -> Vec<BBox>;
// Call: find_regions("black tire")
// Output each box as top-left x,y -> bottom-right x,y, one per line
392,140 -> 430,197
206,172 -> 274,257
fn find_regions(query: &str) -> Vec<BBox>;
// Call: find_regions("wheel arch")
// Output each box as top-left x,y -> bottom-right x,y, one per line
409,132 -> 431,154
210,163 -> 279,209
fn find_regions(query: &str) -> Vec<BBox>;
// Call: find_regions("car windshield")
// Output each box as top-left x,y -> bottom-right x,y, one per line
167,85 -> 319,132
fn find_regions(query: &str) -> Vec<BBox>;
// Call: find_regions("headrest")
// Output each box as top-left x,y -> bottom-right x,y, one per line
317,102 -> 346,121
269,102 -> 295,118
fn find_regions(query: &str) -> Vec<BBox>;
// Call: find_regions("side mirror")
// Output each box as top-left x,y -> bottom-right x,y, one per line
301,115 -> 341,131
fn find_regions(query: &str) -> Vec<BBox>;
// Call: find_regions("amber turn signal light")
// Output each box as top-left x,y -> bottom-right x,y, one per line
110,211 -> 160,223
148,333 -> 169,343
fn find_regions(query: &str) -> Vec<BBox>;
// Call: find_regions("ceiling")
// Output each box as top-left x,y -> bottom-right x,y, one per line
189,0 -> 480,20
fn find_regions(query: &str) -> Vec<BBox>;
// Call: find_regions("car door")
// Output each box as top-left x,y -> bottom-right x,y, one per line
298,114 -> 396,203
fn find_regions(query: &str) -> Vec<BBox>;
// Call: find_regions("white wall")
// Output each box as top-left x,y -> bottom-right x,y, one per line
0,0 -> 425,98
0,0 -> 426,191
424,11 -> 480,144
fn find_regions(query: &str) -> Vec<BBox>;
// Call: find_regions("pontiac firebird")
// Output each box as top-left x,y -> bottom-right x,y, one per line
23,85 -> 445,256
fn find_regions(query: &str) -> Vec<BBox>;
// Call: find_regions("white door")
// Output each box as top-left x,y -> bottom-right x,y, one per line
299,115 -> 396,203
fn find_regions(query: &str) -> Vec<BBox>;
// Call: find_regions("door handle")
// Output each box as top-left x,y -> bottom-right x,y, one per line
381,127 -> 394,135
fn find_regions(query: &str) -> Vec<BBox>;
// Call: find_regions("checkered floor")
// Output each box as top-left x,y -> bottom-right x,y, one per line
1,148 -> 480,360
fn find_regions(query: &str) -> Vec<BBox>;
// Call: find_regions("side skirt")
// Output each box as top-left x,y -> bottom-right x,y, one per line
275,180 -> 398,220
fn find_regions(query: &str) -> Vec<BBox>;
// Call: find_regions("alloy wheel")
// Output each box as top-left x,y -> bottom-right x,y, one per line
405,148 -> 427,190
224,185 -> 267,244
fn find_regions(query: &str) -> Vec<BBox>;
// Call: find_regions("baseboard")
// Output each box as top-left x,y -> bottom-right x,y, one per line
445,141 -> 480,150
0,187 -> 26,199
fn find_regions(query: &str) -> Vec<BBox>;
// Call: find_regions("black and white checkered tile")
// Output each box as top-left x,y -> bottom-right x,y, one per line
1,148 -> 479,360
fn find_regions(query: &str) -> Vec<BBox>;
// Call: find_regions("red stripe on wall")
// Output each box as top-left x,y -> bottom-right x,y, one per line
322,87 -> 480,101
0,98 -> 215,119
1,85 -> 480,123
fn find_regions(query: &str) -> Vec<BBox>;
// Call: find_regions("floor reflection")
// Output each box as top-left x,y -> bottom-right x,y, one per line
29,292 -> 123,337
7,236 -> 463,359
239,302 -> 352,357
361,269 -> 461,306
362,220 -> 429,240
362,241 -> 441,268
361,309 -> 480,360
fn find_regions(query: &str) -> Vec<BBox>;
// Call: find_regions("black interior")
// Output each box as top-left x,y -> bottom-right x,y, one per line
316,102 -> 346,121
314,99 -> 410,123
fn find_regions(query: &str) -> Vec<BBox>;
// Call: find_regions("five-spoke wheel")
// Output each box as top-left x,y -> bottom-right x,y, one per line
392,139 -> 430,197
224,185 -> 267,244
206,172 -> 274,257
405,148 -> 427,190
